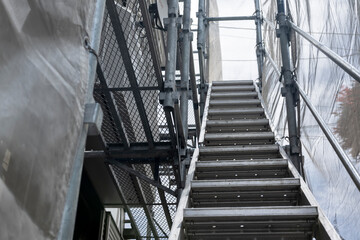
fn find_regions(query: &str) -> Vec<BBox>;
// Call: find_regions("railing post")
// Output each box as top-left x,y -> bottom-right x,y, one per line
254,0 -> 264,91
197,0 -> 207,119
180,0 -> 192,142
163,0 -> 180,110
276,0 -> 301,172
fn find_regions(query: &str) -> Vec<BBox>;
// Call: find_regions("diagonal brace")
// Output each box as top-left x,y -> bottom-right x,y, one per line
107,160 -> 177,196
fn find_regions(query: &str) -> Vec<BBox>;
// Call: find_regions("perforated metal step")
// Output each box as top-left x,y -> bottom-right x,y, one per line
195,159 -> 290,180
199,145 -> 281,160
183,206 -> 318,240
212,80 -> 254,86
190,178 -> 301,207
206,119 -> 270,133
204,132 -> 275,145
208,108 -> 265,120
209,99 -> 262,108
211,91 -> 258,99
211,85 -> 255,92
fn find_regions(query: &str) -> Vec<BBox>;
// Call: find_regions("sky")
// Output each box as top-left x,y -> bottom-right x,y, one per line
190,0 -> 259,80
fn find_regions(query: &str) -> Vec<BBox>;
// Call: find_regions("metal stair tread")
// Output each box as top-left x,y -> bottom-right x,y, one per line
196,159 -> 288,169
205,132 -> 274,140
209,99 -> 261,106
211,92 -> 258,99
211,86 -> 255,92
183,206 -> 318,220
191,178 -> 300,191
199,144 -> 279,154
212,80 -> 254,86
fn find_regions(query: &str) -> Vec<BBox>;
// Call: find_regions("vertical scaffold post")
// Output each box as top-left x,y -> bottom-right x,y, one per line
163,0 -> 180,110
276,0 -> 301,172
180,0 -> 192,141
197,0 -> 206,119
254,0 -> 264,91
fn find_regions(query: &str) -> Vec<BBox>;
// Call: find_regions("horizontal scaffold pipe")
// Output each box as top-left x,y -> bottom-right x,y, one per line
206,16 -> 256,21
288,21 -> 360,83
294,81 -> 360,192
265,49 -> 360,191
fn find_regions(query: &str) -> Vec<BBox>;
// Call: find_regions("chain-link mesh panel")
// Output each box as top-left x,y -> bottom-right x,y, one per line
98,8 -> 130,88
110,165 -> 140,204
109,162 -> 178,238
94,87 -> 121,144
115,0 -> 158,87
140,91 -> 168,142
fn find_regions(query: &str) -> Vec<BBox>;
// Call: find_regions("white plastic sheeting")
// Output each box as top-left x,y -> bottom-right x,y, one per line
261,0 -> 360,239
0,0 -> 95,239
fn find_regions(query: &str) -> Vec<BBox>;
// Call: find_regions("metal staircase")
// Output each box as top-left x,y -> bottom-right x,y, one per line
169,80 -> 340,240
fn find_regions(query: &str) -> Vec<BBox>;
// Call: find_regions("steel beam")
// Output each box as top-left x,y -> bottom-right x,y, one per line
106,0 -> 154,148
206,16 -> 256,21
108,143 -> 175,160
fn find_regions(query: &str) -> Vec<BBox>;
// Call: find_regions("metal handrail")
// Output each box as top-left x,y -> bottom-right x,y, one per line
288,21 -> 360,83
264,49 -> 360,191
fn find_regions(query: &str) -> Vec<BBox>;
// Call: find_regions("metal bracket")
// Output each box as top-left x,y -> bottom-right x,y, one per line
163,17 -> 182,29
84,102 -> 103,136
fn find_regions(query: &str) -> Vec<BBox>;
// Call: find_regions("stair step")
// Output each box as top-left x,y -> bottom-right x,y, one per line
211,85 -> 255,92
192,178 -> 300,190
191,178 -> 300,207
199,145 -> 280,160
208,108 -> 265,120
212,80 -> 254,86
195,159 -> 290,179
204,132 -> 275,146
211,92 -> 258,99
183,206 -> 318,240
206,119 -> 270,133
209,99 -> 261,108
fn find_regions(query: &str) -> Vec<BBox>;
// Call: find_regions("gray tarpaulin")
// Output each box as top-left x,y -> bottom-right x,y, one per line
262,0 -> 360,239
0,0 -> 95,239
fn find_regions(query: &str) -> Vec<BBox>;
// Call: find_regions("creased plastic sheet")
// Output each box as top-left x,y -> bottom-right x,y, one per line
262,0 -> 360,239
206,0 -> 223,82
0,0 -> 95,239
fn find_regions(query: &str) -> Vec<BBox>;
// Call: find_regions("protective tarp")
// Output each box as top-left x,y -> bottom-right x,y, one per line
206,0 -> 223,82
262,1 -> 360,239
0,0 -> 95,239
